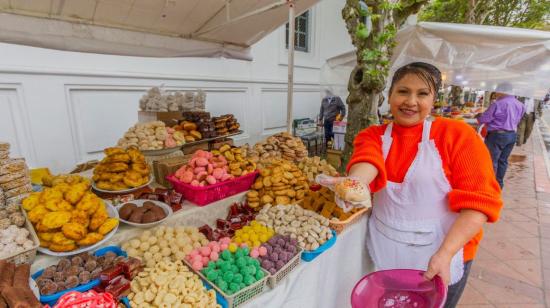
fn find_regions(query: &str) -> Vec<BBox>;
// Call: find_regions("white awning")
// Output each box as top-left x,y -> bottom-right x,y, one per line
323,22 -> 550,99
0,0 -> 317,60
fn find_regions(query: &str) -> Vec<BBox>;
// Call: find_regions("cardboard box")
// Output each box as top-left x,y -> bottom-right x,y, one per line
152,155 -> 192,187
138,111 -> 183,126
181,142 -> 209,154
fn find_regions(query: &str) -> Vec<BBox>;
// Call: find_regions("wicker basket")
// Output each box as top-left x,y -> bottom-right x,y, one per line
184,260 -> 268,308
266,248 -> 303,288
3,210 -> 39,264
328,207 -> 369,235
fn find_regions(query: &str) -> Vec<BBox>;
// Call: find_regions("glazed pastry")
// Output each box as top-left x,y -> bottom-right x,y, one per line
334,178 -> 370,203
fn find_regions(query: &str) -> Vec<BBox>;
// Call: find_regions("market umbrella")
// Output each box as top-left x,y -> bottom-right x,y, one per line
0,0 -> 318,132
322,21 -> 550,100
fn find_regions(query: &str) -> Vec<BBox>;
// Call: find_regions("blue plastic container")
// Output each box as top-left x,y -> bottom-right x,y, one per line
301,229 -> 337,262
32,246 -> 127,306
203,279 -> 229,308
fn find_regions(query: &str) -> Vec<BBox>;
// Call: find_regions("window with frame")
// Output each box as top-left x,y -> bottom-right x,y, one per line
285,11 -> 310,52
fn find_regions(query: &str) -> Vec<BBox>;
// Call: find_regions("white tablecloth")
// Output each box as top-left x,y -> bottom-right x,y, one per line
31,192 -> 374,308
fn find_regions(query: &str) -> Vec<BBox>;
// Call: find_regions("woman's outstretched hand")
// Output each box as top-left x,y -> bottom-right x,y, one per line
423,250 -> 452,285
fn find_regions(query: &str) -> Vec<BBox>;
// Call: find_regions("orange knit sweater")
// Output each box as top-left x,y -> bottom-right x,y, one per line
347,117 -> 502,261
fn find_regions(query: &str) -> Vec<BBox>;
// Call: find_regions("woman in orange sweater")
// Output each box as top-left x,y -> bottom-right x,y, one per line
345,62 -> 502,307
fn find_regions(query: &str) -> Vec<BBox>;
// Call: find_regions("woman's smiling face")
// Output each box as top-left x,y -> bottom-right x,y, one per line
389,73 -> 436,127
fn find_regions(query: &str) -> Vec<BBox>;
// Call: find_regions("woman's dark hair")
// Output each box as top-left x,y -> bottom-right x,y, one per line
389,62 -> 442,100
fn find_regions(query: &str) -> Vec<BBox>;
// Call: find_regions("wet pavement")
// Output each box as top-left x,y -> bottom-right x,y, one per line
457,120 -> 550,308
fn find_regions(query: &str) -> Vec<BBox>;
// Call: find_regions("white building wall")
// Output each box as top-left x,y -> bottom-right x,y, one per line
0,0 -> 353,173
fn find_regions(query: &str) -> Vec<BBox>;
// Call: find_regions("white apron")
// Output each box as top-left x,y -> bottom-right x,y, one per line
366,120 -> 465,285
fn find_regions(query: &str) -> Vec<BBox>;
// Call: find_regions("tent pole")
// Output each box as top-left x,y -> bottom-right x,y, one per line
287,1 -> 295,134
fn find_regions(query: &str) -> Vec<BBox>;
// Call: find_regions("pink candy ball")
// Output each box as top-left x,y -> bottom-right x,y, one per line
258,246 -> 267,257
202,256 -> 210,266
193,255 -> 202,263
192,260 -> 203,271
208,241 -> 217,249
210,251 -> 219,261
190,250 -> 199,257
200,247 -> 211,257
220,243 -> 229,250
212,245 -> 220,253
250,249 -> 260,258
220,237 -> 231,244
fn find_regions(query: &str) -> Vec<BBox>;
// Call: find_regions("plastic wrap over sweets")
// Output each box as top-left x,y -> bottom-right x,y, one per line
315,174 -> 371,213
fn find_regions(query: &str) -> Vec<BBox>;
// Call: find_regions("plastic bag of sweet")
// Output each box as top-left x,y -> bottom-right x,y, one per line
315,174 -> 371,212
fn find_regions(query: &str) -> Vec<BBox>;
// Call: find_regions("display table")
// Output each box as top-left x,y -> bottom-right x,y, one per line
31,191 -> 373,308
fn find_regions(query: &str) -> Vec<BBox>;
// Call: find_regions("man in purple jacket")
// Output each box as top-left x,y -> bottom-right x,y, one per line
478,82 -> 525,188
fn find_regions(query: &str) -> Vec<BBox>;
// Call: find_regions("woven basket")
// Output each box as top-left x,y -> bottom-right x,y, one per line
266,248 -> 303,288
3,210 -> 39,264
328,207 -> 369,235
184,260 -> 268,308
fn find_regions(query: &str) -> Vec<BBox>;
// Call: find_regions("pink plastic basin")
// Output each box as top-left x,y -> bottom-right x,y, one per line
351,269 -> 447,308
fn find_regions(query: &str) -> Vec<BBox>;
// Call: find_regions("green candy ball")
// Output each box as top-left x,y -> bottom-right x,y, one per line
207,270 -> 219,281
241,247 -> 250,256
255,270 -> 264,280
217,280 -> 228,291
251,259 -> 260,267
248,265 -> 257,275
221,262 -> 232,273
229,282 -> 240,293
239,282 -> 246,289
236,257 -> 247,268
221,250 -> 232,261
223,271 -> 234,283
232,273 -> 243,284
243,275 -> 255,286
235,249 -> 244,258
241,266 -> 251,276
208,261 -> 217,269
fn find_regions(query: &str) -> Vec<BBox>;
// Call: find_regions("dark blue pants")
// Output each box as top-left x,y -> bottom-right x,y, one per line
485,131 -> 517,188
444,261 -> 473,308
324,120 -> 334,146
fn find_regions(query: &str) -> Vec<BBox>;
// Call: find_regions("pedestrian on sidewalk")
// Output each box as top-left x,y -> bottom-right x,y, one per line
319,89 -> 346,148
341,62 -> 502,308
477,83 -> 525,188
516,97 -> 542,146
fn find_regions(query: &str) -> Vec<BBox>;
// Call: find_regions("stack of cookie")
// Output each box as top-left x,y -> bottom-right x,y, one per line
213,114 -> 240,136
249,132 -> 308,163
0,142 -> 32,208
182,111 -> 217,139
246,158 -> 308,209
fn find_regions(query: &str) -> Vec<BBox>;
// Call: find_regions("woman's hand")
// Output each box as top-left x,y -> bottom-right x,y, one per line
423,250 -> 453,285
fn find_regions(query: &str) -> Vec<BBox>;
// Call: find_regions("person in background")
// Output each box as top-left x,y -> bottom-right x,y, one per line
477,83 -> 525,188
319,89 -> 346,148
516,97 -> 542,146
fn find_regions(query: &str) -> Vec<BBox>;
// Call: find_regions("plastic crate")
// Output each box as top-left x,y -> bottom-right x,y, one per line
32,246 -> 127,306
301,230 -> 337,262
266,248 -> 303,288
184,260 -> 268,308
166,171 -> 259,206
329,207 -> 369,235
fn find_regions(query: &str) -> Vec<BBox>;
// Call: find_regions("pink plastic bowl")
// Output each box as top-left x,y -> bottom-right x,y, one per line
351,269 -> 447,308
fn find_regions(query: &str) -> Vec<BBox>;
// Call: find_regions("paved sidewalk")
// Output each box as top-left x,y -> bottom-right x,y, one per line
457,125 -> 550,308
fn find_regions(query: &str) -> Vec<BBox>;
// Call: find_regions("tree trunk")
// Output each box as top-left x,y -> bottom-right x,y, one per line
342,66 -> 380,170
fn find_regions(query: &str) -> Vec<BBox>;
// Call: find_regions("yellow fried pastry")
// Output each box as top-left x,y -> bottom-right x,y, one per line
36,222 -> 56,233
104,162 -> 129,173
96,181 -> 114,191
107,173 -> 125,184
105,153 -> 131,163
111,181 -> 129,191
62,223 -> 88,240
44,199 -> 73,212
104,147 -> 125,156
71,210 -> 90,228
97,218 -> 118,235
38,232 -> 55,242
49,243 -> 77,252
77,232 -> 104,246
53,182 -> 71,193
39,239 -> 51,248
51,232 -> 75,246
123,170 -> 144,188
64,182 -> 88,204
76,192 -> 101,215
89,205 -> 108,231
22,193 -> 40,211
27,205 -> 49,224
131,163 -> 149,176
42,211 -> 72,229
40,188 -> 63,203
127,147 -> 145,163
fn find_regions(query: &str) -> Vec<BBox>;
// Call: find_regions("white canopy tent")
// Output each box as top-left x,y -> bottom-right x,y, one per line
322,21 -> 550,100
0,0 -> 319,131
